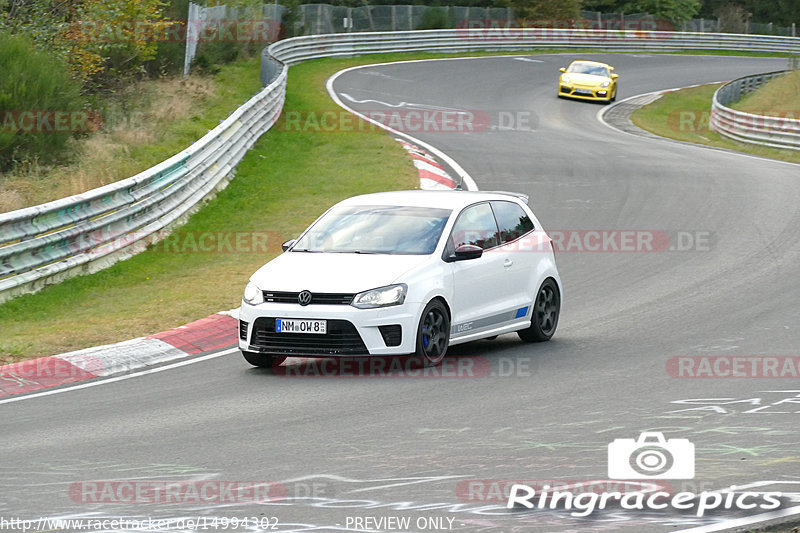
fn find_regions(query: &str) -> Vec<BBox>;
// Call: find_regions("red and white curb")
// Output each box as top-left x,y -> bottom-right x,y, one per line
0,310 -> 240,400
396,139 -> 458,190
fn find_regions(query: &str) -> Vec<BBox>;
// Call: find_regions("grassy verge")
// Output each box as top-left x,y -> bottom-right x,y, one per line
630,83 -> 800,165
732,69 -> 800,114
0,57 -> 266,213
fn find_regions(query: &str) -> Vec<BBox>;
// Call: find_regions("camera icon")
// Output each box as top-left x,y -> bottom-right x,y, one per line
608,432 -> 695,479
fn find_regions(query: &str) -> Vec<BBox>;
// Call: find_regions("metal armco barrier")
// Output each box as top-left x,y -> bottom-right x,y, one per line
710,70 -> 800,151
2,28 -> 800,303
0,65 -> 288,303
263,28 -> 800,72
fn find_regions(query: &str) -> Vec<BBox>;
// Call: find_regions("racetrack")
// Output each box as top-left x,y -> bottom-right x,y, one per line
2,53 -> 799,532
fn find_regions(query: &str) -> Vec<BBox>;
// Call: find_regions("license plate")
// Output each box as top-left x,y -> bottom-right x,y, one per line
276,319 -> 327,334
574,89 -> 593,96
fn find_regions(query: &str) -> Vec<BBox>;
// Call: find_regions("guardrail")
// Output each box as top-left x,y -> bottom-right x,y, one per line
263,29 -> 800,72
3,28 -> 800,303
0,65 -> 288,303
710,70 -> 800,151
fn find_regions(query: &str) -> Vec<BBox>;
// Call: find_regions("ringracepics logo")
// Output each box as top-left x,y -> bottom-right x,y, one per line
608,432 -> 694,479
506,482 -> 782,517
506,432 -> 783,517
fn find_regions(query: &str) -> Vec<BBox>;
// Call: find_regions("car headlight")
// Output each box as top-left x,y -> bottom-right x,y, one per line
561,75 -> 571,84
351,284 -> 407,309
243,281 -> 264,305
600,81 -> 610,87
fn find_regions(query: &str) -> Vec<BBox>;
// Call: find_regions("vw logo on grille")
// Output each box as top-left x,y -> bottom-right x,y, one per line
298,290 -> 312,306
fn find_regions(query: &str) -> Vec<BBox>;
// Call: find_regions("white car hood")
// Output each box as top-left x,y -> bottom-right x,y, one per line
250,252 -> 430,293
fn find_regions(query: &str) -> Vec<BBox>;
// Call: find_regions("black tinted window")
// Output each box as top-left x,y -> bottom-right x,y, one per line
491,201 -> 534,244
450,203 -> 499,250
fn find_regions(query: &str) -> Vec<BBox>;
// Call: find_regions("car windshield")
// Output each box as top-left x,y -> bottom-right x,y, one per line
292,205 -> 452,255
567,63 -> 610,77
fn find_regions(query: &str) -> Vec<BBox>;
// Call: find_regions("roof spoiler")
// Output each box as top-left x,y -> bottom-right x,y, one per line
487,191 -> 530,204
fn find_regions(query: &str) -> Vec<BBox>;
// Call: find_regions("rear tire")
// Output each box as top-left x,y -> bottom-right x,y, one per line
415,300 -> 450,367
242,351 -> 286,368
518,279 -> 560,343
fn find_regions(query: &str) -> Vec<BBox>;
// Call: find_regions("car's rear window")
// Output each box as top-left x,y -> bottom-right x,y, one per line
293,205 -> 452,255
492,201 -> 535,244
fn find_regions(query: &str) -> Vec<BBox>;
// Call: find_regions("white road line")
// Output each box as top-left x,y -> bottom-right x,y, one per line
339,93 -> 468,113
0,347 -> 238,406
327,61 -> 479,191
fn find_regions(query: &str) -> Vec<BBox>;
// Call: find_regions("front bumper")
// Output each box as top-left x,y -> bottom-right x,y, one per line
559,84 -> 611,101
238,300 -> 419,356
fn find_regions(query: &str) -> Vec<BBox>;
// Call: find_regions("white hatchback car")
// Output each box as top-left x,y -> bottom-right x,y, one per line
239,190 -> 562,368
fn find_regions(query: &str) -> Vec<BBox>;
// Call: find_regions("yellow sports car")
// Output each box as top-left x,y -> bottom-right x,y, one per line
558,60 -> 618,103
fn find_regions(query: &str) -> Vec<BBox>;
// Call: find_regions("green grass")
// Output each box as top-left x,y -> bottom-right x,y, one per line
630,83 -> 800,165
0,57 -> 267,212
732,69 -> 800,115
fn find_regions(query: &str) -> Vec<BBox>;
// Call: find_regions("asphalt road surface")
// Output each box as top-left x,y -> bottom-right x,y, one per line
2,53 -> 799,533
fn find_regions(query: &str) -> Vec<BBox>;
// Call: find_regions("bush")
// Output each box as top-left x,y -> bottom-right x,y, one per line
416,7 -> 452,30
0,32 -> 86,172
191,21 -> 259,75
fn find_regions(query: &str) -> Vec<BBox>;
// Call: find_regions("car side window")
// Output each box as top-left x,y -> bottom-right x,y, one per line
491,201 -> 535,245
449,203 -> 500,251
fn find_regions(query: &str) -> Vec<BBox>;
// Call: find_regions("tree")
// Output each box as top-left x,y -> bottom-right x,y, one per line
619,0 -> 702,24
1,0 -> 172,90
500,0 -> 581,21
0,31 -> 85,170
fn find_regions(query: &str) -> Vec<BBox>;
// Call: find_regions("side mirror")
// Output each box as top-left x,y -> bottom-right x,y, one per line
454,244 -> 483,261
281,239 -> 296,252
611,73 -> 619,80
559,67 -> 566,73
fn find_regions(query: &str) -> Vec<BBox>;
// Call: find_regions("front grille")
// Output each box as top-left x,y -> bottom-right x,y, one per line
239,320 -> 249,341
378,325 -> 402,347
250,317 -> 368,356
263,291 -> 354,305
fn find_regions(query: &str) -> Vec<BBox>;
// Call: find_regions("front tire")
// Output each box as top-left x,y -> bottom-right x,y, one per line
415,300 -> 450,367
242,351 -> 287,369
518,279 -> 560,343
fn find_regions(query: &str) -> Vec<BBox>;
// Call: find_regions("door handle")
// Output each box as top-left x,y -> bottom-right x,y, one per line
504,258 -> 513,268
